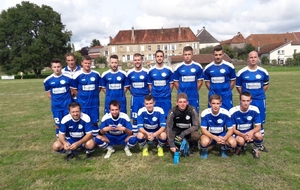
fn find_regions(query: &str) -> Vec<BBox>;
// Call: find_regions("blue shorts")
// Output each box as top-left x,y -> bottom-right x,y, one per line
82,107 -> 99,125
106,133 -> 129,146
154,98 -> 171,118
105,97 -> 127,114
210,131 -> 226,145
251,99 -> 266,124
188,99 -> 199,113
130,96 -> 145,120
66,137 -> 85,148
52,109 -> 69,135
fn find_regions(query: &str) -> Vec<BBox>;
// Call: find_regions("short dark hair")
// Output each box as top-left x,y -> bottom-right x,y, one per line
155,50 -> 164,57
109,100 -> 120,109
183,46 -> 193,52
144,94 -> 154,102
209,94 -> 222,103
240,91 -> 252,100
65,52 -> 76,59
213,45 -> 223,53
68,102 -> 81,111
51,58 -> 61,65
133,53 -> 143,60
82,55 -> 92,61
110,54 -> 118,60
176,92 -> 188,102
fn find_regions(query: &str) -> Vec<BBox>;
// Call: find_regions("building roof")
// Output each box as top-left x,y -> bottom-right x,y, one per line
258,42 -> 287,54
88,46 -> 104,53
196,27 -> 219,43
220,32 -> 246,45
108,26 -> 198,45
246,33 -> 297,48
169,54 -> 232,65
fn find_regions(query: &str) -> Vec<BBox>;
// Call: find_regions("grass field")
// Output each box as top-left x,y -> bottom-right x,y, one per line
0,69 -> 300,190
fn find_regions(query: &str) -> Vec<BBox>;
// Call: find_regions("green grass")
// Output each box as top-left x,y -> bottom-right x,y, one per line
0,70 -> 300,189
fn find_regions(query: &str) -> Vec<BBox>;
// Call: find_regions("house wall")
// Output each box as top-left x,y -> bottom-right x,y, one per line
269,43 -> 300,64
199,43 -> 219,49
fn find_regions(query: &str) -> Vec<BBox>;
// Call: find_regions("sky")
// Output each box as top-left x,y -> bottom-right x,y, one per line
1,0 -> 300,50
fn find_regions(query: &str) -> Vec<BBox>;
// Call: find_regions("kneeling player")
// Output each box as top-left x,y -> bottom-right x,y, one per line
94,100 -> 136,159
200,94 -> 236,159
229,92 -> 263,158
136,95 -> 167,156
53,102 -> 96,160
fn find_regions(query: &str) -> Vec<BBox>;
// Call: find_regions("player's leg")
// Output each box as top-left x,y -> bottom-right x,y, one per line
221,98 -> 233,111
52,139 -> 64,153
137,132 -> 148,156
234,135 -> 246,155
200,134 -> 213,159
130,96 -> 144,136
83,107 -> 100,137
188,131 -> 201,155
157,131 -> 167,156
124,135 -> 137,157
84,138 -> 96,158
188,99 -> 199,114
94,134 -> 114,159
252,131 -> 264,159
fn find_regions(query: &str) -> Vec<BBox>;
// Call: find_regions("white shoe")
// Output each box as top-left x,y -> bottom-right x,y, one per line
104,148 -> 115,159
124,148 -> 132,157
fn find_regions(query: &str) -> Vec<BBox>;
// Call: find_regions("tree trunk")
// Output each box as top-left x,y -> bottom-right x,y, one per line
33,69 -> 41,78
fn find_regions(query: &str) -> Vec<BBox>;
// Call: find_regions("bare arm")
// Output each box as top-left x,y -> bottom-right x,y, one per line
46,91 -> 51,99
197,80 -> 203,90
71,89 -> 78,97
205,81 -> 210,90
102,88 -> 106,94
263,85 -> 269,92
230,80 -> 236,90
236,87 -> 242,94
148,84 -> 152,92
173,81 -> 179,90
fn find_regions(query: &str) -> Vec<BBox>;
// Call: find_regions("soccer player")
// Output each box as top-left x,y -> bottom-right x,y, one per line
136,95 -> 167,157
94,100 -> 136,159
236,51 -> 269,152
203,45 -> 236,110
148,50 -> 174,118
62,52 -> 81,78
229,92 -> 263,159
173,46 -> 204,113
71,55 -> 102,137
200,94 -> 237,159
101,54 -> 129,114
53,102 -> 96,160
44,58 -> 73,138
127,53 -> 150,135
167,93 -> 201,155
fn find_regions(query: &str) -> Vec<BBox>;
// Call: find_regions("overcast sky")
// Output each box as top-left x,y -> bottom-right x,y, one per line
1,0 -> 300,50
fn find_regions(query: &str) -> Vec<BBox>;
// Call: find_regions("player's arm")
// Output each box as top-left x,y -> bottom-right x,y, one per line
197,79 -> 203,90
101,88 -> 106,94
124,86 -> 129,93
148,84 -> 152,92
71,88 -> 78,97
170,82 -> 174,90
72,132 -> 92,149
179,110 -> 199,139
166,111 -> 176,148
46,91 -> 51,99
205,80 -> 210,90
173,81 -> 179,90
58,133 -> 70,150
99,126 -> 113,134
233,125 -> 247,140
139,127 -> 149,137
223,127 -> 234,141
236,86 -> 242,94
263,84 -> 269,92
230,79 -> 236,90
201,127 -> 219,142
246,124 -> 261,140
153,126 -> 166,138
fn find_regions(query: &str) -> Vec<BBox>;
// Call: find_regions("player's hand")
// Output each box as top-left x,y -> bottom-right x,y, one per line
70,142 -> 79,150
170,147 -> 178,153
63,142 -> 71,150
115,125 -> 125,131
147,133 -> 154,141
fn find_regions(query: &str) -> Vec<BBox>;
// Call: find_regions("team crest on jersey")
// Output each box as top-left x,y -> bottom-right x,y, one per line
220,69 -> 226,73
186,115 -> 190,120
117,76 -> 122,81
217,119 -> 223,123
82,79 -> 86,81
191,68 -> 196,73
247,116 -> 253,121
78,124 -> 83,129
90,77 -> 95,81
255,74 -> 261,79
60,80 -> 66,84
152,117 -> 158,122
140,75 -> 145,79
161,72 -> 167,77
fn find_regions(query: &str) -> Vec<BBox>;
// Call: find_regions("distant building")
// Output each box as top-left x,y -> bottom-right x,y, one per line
196,27 -> 219,49
220,32 -> 246,49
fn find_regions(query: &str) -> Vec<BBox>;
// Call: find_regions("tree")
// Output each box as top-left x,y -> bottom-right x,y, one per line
244,43 -> 256,55
222,44 -> 235,58
199,46 -> 214,54
73,51 -> 82,64
90,39 -> 101,47
79,46 -> 89,56
94,56 -> 107,67
0,1 -> 72,77
261,56 -> 270,65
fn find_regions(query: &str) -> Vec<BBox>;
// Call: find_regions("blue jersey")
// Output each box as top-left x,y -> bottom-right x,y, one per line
229,105 -> 261,133
72,70 -> 101,108
62,65 -> 81,78
204,61 -> 236,99
147,65 -> 173,100
173,62 -> 204,100
137,106 -> 166,133
127,68 -> 150,97
236,66 -> 269,100
201,108 -> 233,135
100,112 -> 132,136
59,113 -> 92,140
44,73 -> 73,111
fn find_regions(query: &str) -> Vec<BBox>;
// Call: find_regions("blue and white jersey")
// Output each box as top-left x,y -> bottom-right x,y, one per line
173,62 -> 203,100
100,112 -> 132,136
236,66 -> 269,100
137,106 -> 166,133
127,68 -> 150,97
72,70 -> 101,108
229,105 -> 261,133
44,73 -> 73,111
201,108 -> 233,135
59,113 -> 92,140
204,61 -> 236,99
62,65 -> 81,78
147,65 -> 173,99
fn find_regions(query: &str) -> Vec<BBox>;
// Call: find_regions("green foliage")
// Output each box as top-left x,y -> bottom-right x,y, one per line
94,56 -> 107,66
271,59 -> 278,65
285,58 -> 293,66
90,39 -> 101,47
261,56 -> 270,65
73,51 -> 82,64
200,46 -> 214,54
244,43 -> 256,55
222,44 -> 235,58
0,1 -> 72,77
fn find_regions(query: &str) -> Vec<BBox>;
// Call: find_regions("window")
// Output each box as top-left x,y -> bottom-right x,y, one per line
105,51 -> 108,56
148,45 -> 151,51
141,46 -> 144,51
278,50 -> 280,55
164,45 -> 168,50
127,46 -> 130,52
122,55 -> 126,62
157,45 -> 160,50
171,44 -> 175,50
127,55 -> 130,61
112,47 -> 116,53
281,50 -> 285,55
294,49 -> 297,54
133,46 -> 137,52
148,54 -> 152,60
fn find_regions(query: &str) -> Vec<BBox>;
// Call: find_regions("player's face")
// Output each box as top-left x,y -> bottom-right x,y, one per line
51,63 -> 62,76
155,52 -> 164,65
110,58 -> 119,72
81,59 -> 91,72
133,56 -> 142,70
144,99 -> 155,112
110,105 -> 120,118
240,95 -> 252,111
210,99 -> 222,114
69,106 -> 81,120
177,98 -> 188,111
183,50 -> 193,64
248,51 -> 259,66
66,56 -> 76,69
213,50 -> 223,64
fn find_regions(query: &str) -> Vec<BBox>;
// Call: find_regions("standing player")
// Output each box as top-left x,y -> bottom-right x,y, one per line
236,51 -> 269,152
203,45 -> 236,110
53,102 -> 96,160
200,94 -> 237,159
173,46 -> 204,113
94,100 -> 136,159
62,52 -> 81,78
71,55 -> 102,137
229,92 -> 263,158
102,54 -> 129,114
148,50 -> 174,118
127,53 -> 150,135
136,95 -> 167,157
44,58 -> 73,140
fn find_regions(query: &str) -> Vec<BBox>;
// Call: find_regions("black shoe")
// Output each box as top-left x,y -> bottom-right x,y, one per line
86,153 -> 92,159
259,145 -> 269,152
234,148 -> 241,156
66,152 -> 74,161
252,149 -> 260,159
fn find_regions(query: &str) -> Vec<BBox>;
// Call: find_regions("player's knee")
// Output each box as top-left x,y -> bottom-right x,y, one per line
227,137 -> 237,148
236,136 -> 245,146
85,139 -> 96,149
52,141 -> 63,151
159,132 -> 167,140
127,136 -> 137,147
254,132 -> 263,141
200,135 -> 210,147
136,132 -> 145,139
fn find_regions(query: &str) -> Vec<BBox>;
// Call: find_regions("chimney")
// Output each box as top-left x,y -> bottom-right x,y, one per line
203,26 -> 205,29
258,46 -> 260,52
237,32 -> 241,36
109,36 -> 112,42
131,27 -> 134,41
179,25 -> 181,34
285,38 -> 287,43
